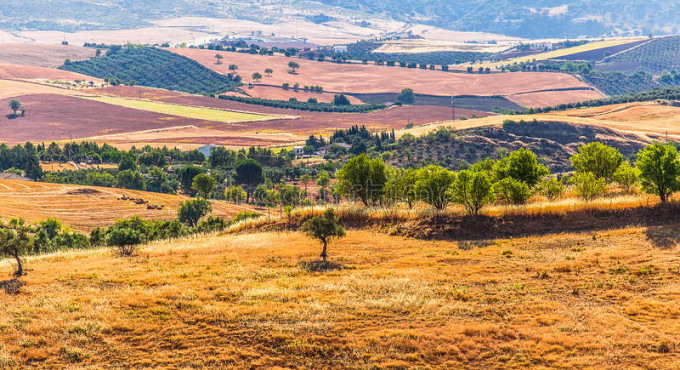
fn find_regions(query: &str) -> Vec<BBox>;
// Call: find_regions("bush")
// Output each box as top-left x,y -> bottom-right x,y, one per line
539,177 -> 566,201
451,170 -> 495,215
178,199 -> 212,227
106,228 -> 143,257
196,216 -> 229,233
396,88 -> 416,104
570,172 -> 606,201
494,177 -> 532,204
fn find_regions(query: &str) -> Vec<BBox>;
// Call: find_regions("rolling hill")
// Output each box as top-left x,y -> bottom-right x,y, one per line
59,46 -> 239,95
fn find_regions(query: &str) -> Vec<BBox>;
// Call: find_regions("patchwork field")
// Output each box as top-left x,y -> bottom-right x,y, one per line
170,48 -> 600,106
0,180 -> 252,232
84,96 -> 280,123
224,85 -> 364,104
469,38 -> 647,70
398,101 -> 680,140
1,226 -> 679,368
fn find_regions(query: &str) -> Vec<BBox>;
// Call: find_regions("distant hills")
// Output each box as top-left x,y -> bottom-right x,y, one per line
0,0 -> 678,39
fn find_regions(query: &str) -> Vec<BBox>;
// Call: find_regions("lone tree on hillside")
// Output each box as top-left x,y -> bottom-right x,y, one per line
288,61 -> 300,74
215,54 -> 223,64
252,72 -> 262,82
191,173 -> 217,199
636,142 -> 680,203
8,99 -> 22,116
396,88 -> 415,104
229,64 -> 239,73
301,208 -> 346,262
264,68 -> 273,76
178,199 -> 212,227
0,220 -> 31,276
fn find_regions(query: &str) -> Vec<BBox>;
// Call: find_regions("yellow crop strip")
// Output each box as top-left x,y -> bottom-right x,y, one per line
84,96 -> 271,123
471,38 -> 647,69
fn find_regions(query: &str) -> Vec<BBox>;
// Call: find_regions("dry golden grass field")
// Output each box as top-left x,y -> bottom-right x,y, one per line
0,180 -> 252,232
1,225 -> 679,369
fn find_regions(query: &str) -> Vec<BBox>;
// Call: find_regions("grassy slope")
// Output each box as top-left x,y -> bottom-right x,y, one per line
84,96 -> 274,123
1,228 -> 679,368
0,180 -> 252,232
396,102 -> 680,139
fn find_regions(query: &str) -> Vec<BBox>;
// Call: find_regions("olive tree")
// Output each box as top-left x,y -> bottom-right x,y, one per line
300,208 -> 345,262
336,154 -> 387,206
636,143 -> 680,203
178,199 -> 212,227
570,142 -> 623,182
0,222 -> 31,276
451,170 -> 495,215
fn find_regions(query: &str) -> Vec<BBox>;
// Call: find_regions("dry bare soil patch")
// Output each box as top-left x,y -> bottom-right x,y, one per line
170,48 -> 600,105
1,227 -> 679,368
0,44 -> 96,68
0,180 -> 251,232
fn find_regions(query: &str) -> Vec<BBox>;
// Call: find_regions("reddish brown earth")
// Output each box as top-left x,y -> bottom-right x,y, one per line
94,86 -> 491,135
0,94 -> 203,145
0,62 -> 102,82
170,48 -> 601,105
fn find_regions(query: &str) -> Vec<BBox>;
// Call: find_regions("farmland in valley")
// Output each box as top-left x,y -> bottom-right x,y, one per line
170,48 -> 601,107
84,96 -> 278,123
0,180 -> 253,232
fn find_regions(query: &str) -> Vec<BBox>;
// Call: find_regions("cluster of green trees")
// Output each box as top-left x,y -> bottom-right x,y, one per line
332,141 -> 680,214
60,46 -> 239,95
217,95 -> 386,113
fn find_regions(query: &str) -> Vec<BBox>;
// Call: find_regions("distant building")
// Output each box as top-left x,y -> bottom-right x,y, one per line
318,143 -> 351,155
0,173 -> 33,182
532,42 -> 554,50
332,45 -> 348,53
293,146 -> 304,155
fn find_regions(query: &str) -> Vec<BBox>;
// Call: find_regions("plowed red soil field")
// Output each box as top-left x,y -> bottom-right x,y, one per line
170,48 -> 601,105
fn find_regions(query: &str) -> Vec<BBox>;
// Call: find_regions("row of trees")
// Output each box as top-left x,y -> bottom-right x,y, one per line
331,142 -> 680,214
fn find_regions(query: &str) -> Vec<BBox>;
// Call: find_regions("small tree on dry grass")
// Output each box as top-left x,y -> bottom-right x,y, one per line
106,228 -> 143,257
0,221 -> 31,276
301,208 -> 345,262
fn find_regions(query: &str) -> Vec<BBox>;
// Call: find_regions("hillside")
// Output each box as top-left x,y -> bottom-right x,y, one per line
2,0 -> 679,39
0,180 -> 252,232
1,226 -> 679,368
59,47 -> 239,95
597,36 -> 680,74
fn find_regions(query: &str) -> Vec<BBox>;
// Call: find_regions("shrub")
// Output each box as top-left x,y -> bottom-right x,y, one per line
494,177 -> 532,204
451,170 -> 495,215
178,199 -> 212,227
106,228 -> 143,257
570,143 -> 623,182
613,162 -> 640,193
196,216 -> 229,233
539,177 -> 566,201
570,172 -> 606,201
